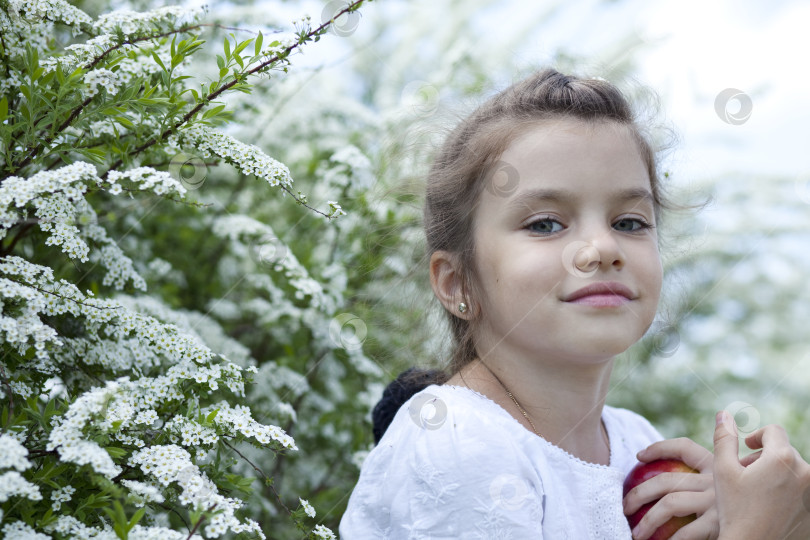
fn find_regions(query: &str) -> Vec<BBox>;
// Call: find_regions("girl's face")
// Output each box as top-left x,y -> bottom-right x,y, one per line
472,119 -> 663,366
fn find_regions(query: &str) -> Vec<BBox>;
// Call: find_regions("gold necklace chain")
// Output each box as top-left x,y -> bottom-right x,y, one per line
476,359 -> 610,454
477,359 -> 540,436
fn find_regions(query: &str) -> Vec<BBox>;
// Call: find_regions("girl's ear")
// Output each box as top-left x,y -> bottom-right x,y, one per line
429,250 -> 474,319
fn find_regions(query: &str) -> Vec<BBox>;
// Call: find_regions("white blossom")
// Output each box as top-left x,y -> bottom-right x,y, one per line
0,471 -> 43,502
1,521 -> 51,540
0,434 -> 33,472
169,124 -> 294,189
299,497 -> 316,518
50,485 -> 75,511
313,524 -> 336,539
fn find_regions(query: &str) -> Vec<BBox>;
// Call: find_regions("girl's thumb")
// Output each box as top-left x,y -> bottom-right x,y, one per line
714,410 -> 741,471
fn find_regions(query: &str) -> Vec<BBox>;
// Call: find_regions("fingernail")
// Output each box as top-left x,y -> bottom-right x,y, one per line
632,524 -> 641,538
716,411 -> 724,427
637,448 -> 647,459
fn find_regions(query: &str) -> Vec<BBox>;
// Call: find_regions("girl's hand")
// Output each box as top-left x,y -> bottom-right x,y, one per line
714,410 -> 810,540
623,437 -> 719,539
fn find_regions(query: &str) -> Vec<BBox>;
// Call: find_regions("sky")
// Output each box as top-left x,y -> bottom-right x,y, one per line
239,0 -> 810,191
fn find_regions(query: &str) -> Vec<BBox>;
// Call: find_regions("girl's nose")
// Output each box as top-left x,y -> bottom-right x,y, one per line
591,231 -> 625,270
573,228 -> 626,275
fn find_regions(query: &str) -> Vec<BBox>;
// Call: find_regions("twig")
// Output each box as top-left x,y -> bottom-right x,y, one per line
186,503 -> 217,540
221,438 -> 291,516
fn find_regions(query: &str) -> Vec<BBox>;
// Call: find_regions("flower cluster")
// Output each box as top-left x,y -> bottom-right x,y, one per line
0,435 -> 42,505
8,0 -> 93,29
0,162 -> 185,292
164,416 -> 218,447
169,124 -> 294,189
83,68 -> 121,98
209,401 -> 298,450
313,524 -> 337,539
46,381 -> 124,479
299,497 -> 316,518
50,485 -> 76,511
210,215 -> 333,311
129,445 -> 264,538
94,5 -> 205,37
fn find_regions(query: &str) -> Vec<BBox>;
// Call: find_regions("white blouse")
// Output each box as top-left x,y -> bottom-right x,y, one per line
340,383 -> 664,539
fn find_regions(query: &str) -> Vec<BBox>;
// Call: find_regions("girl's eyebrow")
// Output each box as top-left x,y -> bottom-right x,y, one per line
506,187 -> 654,210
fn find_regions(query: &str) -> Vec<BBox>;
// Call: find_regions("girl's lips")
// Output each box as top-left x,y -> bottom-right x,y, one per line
568,294 -> 631,307
563,281 -> 634,302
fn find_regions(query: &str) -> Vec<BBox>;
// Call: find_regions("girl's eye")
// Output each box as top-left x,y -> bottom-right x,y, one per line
526,218 -> 564,235
614,217 -> 655,233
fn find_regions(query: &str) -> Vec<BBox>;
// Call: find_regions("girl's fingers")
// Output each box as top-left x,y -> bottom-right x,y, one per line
623,472 -> 712,515
637,437 -> 714,471
713,410 -> 743,477
630,491 -> 714,540
743,423 -> 791,451
739,450 -> 762,467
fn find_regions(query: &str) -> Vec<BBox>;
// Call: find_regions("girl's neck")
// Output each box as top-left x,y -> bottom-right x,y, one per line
446,354 -> 614,465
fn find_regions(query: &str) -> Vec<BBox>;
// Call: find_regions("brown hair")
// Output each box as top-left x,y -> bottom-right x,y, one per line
422,67 -> 690,381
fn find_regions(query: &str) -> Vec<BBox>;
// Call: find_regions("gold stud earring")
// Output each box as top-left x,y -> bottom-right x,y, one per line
458,302 -> 468,313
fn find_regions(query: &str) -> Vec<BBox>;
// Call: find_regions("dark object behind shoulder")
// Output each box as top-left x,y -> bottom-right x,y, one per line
371,367 -> 444,444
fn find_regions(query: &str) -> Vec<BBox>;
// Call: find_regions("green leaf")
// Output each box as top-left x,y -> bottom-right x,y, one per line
218,67 -> 229,79
233,38 -> 252,57
151,51 -> 167,71
255,31 -> 263,56
224,36 -> 231,59
206,409 -> 219,423
127,507 -> 146,533
105,446 -> 127,459
114,116 -> 134,128
0,97 -> 7,123
216,55 -> 224,70
203,104 -> 226,119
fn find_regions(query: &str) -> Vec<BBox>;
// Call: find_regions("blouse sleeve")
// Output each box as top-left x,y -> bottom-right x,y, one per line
339,391 -> 545,540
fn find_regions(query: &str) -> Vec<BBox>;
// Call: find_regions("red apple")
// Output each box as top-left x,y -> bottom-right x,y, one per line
622,459 -> 698,540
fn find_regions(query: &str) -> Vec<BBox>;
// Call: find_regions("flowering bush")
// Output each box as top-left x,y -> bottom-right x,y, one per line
0,0 -> 374,537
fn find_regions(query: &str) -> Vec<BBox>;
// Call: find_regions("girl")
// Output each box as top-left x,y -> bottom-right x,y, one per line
340,68 -> 809,538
